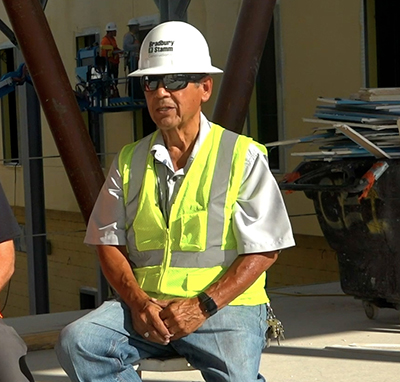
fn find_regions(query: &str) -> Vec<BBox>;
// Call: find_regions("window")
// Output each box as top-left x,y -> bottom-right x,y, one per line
365,0 -> 400,87
0,48 -> 19,164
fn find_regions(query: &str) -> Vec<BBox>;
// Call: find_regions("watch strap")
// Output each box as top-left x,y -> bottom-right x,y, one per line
198,292 -> 218,316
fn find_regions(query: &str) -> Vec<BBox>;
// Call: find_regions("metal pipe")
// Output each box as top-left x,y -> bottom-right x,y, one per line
2,0 -> 105,223
212,0 -> 276,134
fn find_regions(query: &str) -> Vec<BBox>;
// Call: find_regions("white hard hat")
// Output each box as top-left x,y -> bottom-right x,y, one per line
105,22 -> 117,31
129,21 -> 223,77
127,18 -> 139,26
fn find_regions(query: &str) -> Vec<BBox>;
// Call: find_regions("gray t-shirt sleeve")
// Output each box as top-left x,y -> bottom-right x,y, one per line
84,154 -> 127,246
233,144 -> 295,254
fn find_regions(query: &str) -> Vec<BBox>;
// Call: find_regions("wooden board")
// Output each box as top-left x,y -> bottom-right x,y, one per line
334,124 -> 391,159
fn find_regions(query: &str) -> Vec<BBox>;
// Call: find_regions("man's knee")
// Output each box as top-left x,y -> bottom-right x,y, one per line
56,321 -> 93,359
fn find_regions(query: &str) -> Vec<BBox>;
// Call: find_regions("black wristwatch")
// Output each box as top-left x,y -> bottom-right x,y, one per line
198,292 -> 218,317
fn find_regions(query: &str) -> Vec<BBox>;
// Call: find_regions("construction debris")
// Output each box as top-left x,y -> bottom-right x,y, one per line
265,88 -> 400,160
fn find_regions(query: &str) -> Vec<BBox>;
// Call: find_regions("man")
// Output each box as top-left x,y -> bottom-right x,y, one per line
123,18 -> 141,72
100,22 -> 121,82
122,18 -> 142,99
0,181 -> 35,382
56,21 -> 295,382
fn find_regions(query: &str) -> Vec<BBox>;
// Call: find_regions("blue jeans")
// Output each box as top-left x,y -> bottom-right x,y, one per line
56,299 -> 268,382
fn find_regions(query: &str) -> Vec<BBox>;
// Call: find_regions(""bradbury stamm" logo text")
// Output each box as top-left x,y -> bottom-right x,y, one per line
148,40 -> 174,53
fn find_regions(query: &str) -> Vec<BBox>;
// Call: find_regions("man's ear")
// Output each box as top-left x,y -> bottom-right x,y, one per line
201,76 -> 213,103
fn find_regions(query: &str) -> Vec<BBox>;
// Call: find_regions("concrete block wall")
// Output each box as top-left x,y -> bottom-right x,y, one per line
0,209 -> 340,318
1,209 -> 96,318
268,234 -> 339,288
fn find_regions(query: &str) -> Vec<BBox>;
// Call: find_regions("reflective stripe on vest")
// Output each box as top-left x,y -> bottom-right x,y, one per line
118,124 -> 269,304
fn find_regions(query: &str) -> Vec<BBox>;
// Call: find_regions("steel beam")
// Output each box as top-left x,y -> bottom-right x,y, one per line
212,0 -> 276,134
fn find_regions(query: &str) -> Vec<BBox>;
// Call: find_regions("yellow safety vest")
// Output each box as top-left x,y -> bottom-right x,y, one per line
119,124 -> 269,305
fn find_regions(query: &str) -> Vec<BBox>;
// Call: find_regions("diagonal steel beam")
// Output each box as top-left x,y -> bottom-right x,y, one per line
213,0 -> 276,134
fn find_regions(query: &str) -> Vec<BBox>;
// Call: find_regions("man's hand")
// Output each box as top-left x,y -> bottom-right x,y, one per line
130,298 -> 173,345
152,297 -> 207,340
96,245 -> 174,345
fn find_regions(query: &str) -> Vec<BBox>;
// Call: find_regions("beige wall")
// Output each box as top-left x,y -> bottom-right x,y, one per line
277,0 -> 364,236
0,0 -> 242,212
0,1 -> 365,227
0,208 -> 95,317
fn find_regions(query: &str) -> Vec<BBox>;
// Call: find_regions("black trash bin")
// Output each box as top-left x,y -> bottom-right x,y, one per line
280,158 -> 400,319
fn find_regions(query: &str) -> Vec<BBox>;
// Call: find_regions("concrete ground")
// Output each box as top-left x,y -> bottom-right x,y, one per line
26,282 -> 400,382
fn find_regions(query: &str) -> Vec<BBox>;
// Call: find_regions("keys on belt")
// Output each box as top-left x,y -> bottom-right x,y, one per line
266,302 -> 285,347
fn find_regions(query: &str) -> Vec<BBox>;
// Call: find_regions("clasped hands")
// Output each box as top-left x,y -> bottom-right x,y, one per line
132,297 -> 207,345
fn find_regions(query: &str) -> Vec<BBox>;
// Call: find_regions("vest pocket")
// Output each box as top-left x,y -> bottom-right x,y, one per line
172,211 -> 207,251
185,267 -> 225,292
133,216 -> 165,251
133,267 -> 161,292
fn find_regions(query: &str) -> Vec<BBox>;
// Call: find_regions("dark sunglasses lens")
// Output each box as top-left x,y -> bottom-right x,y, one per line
141,74 -> 204,91
141,76 -> 158,91
163,75 -> 188,90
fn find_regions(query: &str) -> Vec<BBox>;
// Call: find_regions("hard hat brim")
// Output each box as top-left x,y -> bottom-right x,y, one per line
129,65 -> 223,77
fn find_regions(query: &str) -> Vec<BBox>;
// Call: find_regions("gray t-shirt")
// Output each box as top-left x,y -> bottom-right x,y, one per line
0,182 -> 20,243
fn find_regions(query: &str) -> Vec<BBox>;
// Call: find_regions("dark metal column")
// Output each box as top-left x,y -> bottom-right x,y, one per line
2,0 -> 105,224
212,0 -> 276,134
19,80 -> 49,314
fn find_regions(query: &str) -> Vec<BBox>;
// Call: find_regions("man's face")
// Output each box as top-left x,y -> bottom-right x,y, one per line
144,75 -> 213,132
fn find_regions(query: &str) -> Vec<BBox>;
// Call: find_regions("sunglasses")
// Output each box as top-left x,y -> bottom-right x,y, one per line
140,73 -> 207,92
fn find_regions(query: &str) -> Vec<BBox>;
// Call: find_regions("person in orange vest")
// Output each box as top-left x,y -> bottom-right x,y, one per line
100,22 -> 121,83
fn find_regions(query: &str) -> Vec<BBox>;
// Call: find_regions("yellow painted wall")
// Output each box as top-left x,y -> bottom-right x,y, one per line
0,0 -> 366,222
277,0 -> 364,236
0,0 -> 243,212
0,208 -> 95,317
